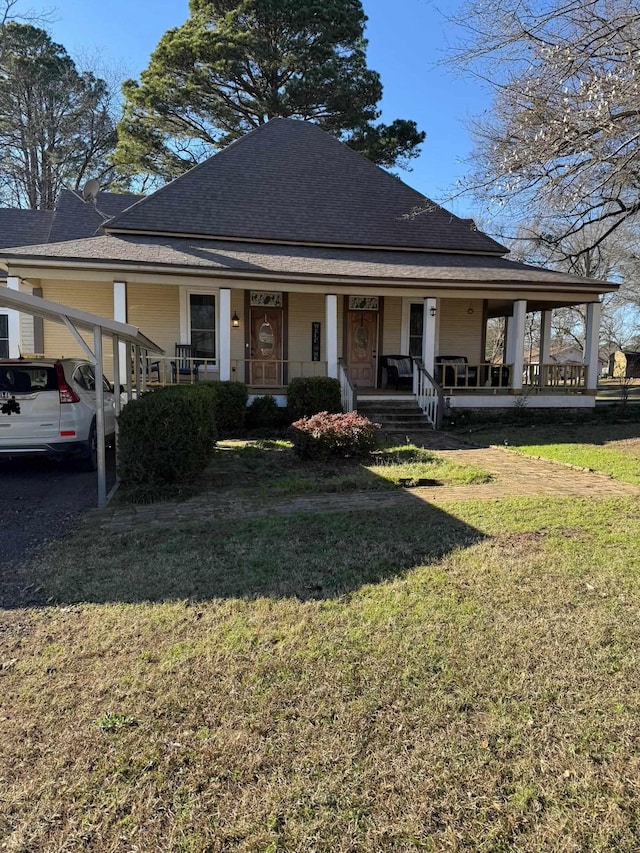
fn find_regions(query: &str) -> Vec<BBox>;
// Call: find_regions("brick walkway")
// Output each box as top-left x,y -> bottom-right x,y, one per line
91,435 -> 640,534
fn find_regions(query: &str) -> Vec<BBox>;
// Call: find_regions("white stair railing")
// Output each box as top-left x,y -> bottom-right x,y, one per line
414,359 -> 444,429
338,358 -> 357,412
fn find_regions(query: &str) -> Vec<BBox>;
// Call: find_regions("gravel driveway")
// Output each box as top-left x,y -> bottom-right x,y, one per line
0,453 -> 115,607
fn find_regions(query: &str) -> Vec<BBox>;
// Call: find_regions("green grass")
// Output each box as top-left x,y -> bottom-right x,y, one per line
3,495 -> 640,850
457,421 -> 640,485
203,440 -> 491,498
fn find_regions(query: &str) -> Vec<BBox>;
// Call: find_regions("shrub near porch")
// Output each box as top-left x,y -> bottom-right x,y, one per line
291,411 -> 380,460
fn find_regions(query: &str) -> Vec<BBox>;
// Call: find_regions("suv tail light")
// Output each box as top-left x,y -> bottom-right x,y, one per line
55,363 -> 79,404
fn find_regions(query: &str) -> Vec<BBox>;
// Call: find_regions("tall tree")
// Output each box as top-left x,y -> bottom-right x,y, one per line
114,0 -> 424,183
0,23 -> 118,209
446,0 -> 640,260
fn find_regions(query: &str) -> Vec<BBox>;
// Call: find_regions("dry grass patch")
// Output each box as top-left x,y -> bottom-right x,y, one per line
2,498 -> 640,851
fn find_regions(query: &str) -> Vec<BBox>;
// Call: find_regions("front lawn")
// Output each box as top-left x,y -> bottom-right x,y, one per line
456,419 -> 640,485
3,495 -> 640,850
204,439 -> 492,497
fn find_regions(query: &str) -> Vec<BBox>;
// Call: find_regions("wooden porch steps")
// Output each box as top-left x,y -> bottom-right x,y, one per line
356,399 -> 435,434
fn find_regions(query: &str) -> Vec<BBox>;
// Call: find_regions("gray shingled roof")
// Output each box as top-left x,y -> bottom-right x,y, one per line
0,233 -> 611,291
47,190 -> 142,243
105,118 -> 507,254
0,209 -> 54,249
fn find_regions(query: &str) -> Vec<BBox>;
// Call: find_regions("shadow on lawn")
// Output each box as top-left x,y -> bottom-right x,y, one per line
454,411 -> 640,448
8,486 -> 486,607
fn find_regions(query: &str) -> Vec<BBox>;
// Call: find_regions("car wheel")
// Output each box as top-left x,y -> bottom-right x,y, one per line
79,422 -> 97,472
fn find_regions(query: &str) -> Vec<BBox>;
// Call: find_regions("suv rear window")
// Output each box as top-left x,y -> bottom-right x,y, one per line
0,365 -> 58,393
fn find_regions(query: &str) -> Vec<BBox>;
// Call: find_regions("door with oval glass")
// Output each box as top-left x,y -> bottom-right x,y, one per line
347,310 -> 378,387
250,308 -> 283,386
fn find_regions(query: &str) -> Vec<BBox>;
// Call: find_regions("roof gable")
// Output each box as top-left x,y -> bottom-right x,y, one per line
106,118 -> 506,255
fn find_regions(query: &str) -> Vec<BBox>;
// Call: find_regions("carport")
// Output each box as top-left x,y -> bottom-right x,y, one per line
0,287 -> 163,507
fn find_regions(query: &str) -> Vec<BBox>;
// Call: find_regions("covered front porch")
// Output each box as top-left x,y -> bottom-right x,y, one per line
4,244 -> 608,432
122,287 -> 601,427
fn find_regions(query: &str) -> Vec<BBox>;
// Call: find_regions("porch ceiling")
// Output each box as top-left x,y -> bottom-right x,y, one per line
486,297 -> 599,317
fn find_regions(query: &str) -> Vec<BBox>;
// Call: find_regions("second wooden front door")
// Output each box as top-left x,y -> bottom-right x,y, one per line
347,311 -> 378,387
250,308 -> 283,386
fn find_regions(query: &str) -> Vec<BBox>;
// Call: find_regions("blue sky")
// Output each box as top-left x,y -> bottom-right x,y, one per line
40,0 -> 488,216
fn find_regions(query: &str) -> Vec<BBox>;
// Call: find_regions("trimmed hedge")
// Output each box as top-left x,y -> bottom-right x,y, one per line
291,411 -> 380,460
287,377 -> 341,421
212,381 -> 248,435
118,384 -> 218,489
246,394 -> 280,430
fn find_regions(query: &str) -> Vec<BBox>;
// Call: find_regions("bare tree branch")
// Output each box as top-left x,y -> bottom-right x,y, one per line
444,0 -> 640,256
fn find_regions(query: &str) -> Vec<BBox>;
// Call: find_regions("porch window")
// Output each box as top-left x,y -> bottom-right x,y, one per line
0,314 -> 8,359
409,304 -> 423,358
189,294 -> 216,360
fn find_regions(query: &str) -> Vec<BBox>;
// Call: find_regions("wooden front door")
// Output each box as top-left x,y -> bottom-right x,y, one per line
347,311 -> 378,387
250,308 -> 283,386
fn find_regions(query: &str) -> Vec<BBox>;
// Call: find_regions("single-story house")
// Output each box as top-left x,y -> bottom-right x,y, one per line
0,118 -> 616,425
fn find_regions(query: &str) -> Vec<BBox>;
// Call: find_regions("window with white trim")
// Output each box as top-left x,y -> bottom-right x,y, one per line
0,314 -> 8,359
189,293 -> 216,361
408,303 -> 423,358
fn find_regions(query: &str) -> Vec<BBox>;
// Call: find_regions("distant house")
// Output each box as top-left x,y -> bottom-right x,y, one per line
0,118 -> 617,422
610,351 -> 640,379
527,344 -> 607,376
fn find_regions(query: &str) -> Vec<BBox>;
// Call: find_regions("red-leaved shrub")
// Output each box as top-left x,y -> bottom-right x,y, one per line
291,411 -> 380,460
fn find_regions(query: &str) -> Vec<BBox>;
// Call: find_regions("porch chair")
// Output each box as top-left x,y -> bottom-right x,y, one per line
382,355 -> 414,390
171,343 -> 202,383
434,355 -> 478,387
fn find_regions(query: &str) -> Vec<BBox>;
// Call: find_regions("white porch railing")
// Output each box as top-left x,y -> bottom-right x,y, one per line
230,359 -> 327,384
338,358 -> 357,412
524,363 -> 587,389
141,356 -> 328,385
434,361 -> 587,392
435,361 -> 511,390
414,359 -> 444,429
144,355 -> 217,385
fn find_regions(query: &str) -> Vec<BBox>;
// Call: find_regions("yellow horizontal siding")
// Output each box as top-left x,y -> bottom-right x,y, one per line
127,284 -> 179,357
382,297 -> 401,354
230,290 -> 245,363
18,282 -> 35,354
439,299 -> 484,362
287,292 -> 326,367
40,280 -> 115,377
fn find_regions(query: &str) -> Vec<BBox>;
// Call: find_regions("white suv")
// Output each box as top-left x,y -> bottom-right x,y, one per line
0,358 -> 116,469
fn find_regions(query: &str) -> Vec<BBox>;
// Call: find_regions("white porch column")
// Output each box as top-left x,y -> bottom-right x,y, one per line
219,288 -> 231,381
504,316 -> 513,365
509,300 -> 527,391
326,294 -> 338,378
539,310 -> 552,363
113,281 -> 128,385
422,297 -> 437,375
584,301 -> 602,390
538,309 -> 553,387
6,276 -> 21,358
